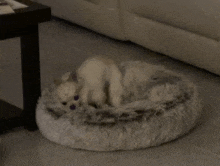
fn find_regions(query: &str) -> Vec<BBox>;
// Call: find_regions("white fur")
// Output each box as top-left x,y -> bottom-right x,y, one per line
53,72 -> 80,113
56,81 -> 77,103
61,72 -> 72,82
77,56 -> 123,108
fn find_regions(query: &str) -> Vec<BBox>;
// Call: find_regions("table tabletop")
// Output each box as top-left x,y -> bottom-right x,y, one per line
0,0 -> 51,39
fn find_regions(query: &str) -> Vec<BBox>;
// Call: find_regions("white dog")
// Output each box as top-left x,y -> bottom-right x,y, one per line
77,56 -> 123,108
54,72 -> 80,111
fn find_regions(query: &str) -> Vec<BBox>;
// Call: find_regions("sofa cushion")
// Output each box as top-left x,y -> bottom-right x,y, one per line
120,0 -> 220,41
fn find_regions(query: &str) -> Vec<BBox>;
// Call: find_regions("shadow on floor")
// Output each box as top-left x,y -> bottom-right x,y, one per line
0,99 -> 24,135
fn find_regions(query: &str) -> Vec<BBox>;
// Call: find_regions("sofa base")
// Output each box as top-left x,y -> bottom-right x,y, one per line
36,0 -> 126,40
124,12 -> 220,75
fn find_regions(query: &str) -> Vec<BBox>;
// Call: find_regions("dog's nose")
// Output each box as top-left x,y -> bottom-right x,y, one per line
70,104 -> 76,110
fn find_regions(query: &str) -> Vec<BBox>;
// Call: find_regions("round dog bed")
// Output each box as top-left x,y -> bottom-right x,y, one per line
36,61 -> 202,151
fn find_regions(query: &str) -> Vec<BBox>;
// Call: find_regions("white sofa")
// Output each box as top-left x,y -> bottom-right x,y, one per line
34,0 -> 220,75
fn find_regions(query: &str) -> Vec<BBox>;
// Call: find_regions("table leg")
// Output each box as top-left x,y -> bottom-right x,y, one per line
20,24 -> 41,131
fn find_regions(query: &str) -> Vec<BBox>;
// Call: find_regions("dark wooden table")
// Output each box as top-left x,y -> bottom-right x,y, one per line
0,0 -> 51,133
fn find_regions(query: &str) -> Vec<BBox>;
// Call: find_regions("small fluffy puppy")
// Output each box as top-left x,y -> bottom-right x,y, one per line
77,56 -> 123,108
54,72 -> 80,111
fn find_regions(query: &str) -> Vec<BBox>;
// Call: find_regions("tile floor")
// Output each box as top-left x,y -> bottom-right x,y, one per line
1,18 -> 220,165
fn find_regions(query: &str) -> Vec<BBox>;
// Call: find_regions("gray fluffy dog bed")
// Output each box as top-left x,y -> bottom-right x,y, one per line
36,61 -> 202,151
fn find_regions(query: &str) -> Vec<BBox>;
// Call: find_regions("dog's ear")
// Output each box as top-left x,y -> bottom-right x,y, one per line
67,75 -> 73,82
61,72 -> 72,82
54,72 -> 77,85
54,79 -> 62,86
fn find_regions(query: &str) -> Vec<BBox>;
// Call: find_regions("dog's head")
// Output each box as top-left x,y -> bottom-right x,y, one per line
54,72 -> 81,111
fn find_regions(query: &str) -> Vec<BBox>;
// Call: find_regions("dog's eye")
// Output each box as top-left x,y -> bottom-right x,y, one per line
62,102 -> 67,105
151,76 -> 158,80
74,95 -> 79,101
